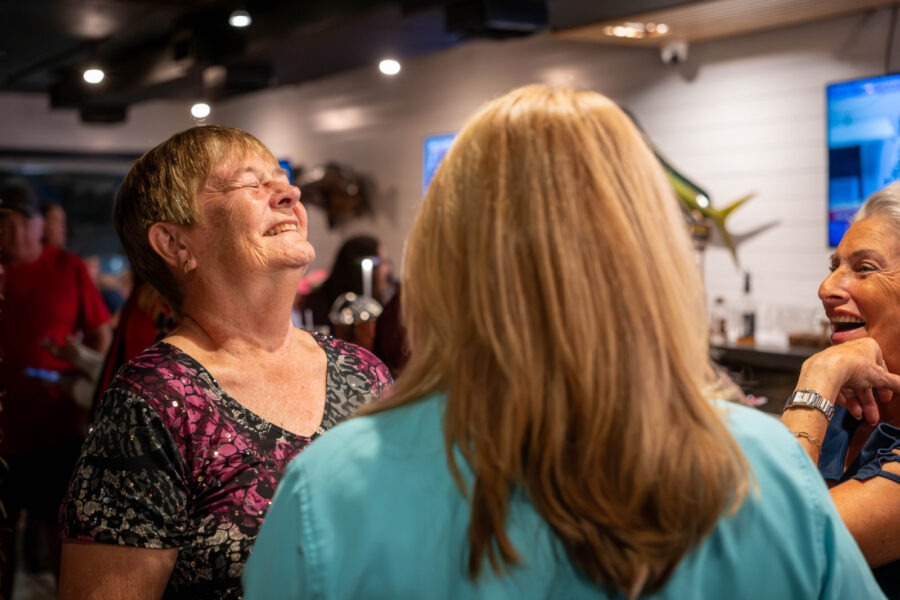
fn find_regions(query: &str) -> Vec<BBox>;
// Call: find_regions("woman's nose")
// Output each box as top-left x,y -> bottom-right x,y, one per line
818,268 -> 849,305
272,183 -> 301,208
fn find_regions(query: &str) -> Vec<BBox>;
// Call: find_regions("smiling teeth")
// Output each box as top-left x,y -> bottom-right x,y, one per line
830,315 -> 865,332
265,223 -> 297,236
830,315 -> 864,324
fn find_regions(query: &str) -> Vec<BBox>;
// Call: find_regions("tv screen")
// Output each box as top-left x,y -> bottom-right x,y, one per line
278,159 -> 295,184
827,72 -> 900,246
422,133 -> 456,195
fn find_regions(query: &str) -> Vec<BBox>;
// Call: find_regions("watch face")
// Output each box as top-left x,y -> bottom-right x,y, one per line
785,390 -> 833,420
798,391 -> 817,405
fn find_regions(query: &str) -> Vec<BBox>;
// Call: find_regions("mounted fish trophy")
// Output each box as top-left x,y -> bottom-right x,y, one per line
298,162 -> 376,229
626,109 -> 775,269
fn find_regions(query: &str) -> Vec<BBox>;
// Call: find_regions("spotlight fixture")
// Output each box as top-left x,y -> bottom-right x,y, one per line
83,68 -> 105,84
191,102 -> 211,119
229,10 -> 252,28
378,59 -> 401,76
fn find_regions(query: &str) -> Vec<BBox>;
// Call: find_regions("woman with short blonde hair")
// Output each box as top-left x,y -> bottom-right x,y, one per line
59,125 -> 391,599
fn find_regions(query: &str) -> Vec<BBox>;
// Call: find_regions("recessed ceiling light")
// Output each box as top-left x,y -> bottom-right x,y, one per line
603,21 -> 670,39
191,102 -> 211,119
229,10 -> 252,28
379,59 -> 401,76
83,68 -> 105,84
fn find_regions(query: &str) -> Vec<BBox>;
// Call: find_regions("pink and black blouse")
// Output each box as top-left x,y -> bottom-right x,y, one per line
60,332 -> 392,599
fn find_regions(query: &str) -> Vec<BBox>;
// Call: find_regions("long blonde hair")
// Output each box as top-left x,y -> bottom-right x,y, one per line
370,85 -> 748,594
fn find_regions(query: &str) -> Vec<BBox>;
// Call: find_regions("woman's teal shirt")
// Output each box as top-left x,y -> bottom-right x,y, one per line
245,395 -> 883,600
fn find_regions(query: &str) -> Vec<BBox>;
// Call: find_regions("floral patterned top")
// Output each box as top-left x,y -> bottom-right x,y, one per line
60,332 -> 392,599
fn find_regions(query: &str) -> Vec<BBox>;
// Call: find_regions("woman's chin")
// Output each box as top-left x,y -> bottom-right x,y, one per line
297,245 -> 316,266
284,241 -> 315,267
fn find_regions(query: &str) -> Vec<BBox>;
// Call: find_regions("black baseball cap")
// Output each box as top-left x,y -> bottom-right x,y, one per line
0,180 -> 40,217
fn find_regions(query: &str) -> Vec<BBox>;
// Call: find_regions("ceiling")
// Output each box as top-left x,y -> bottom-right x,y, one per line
0,0 -> 548,123
0,0 -> 895,124
555,0 -> 898,47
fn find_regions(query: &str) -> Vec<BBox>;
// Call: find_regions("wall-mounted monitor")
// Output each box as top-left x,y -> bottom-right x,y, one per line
422,133 -> 456,195
278,159 -> 295,184
827,72 -> 900,246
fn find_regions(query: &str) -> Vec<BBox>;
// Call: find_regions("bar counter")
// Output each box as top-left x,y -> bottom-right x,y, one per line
711,342 -> 820,416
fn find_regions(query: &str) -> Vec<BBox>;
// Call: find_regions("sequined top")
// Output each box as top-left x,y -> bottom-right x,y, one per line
60,333 -> 392,599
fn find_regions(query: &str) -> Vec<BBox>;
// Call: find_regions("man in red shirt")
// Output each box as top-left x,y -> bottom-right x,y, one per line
0,180 -> 112,597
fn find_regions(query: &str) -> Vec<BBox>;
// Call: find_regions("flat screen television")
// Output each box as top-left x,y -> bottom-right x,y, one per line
277,159 -> 295,184
422,133 -> 456,195
827,72 -> 900,246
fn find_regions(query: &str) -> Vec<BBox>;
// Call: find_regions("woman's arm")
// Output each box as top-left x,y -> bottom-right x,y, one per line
59,542 -> 178,600
830,467 -> 900,567
782,338 -> 900,564
59,383 -> 191,597
782,338 -> 900,461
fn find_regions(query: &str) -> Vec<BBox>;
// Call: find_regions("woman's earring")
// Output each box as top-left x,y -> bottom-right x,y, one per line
183,258 -> 192,274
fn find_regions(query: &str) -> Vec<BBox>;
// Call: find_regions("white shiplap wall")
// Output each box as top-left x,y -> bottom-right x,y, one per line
0,9 -> 895,333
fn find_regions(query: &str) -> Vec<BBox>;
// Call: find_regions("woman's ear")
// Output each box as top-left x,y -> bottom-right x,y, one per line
148,222 -> 190,270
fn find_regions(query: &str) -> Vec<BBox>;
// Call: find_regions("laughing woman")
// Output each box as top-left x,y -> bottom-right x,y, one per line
58,125 -> 392,600
782,181 -> 900,597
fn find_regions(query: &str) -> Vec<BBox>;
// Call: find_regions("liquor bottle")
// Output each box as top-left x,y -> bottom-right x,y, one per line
736,271 -> 756,346
709,296 -> 728,346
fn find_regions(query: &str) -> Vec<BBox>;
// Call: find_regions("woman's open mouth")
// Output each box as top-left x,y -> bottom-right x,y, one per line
264,223 -> 298,236
831,316 -> 865,334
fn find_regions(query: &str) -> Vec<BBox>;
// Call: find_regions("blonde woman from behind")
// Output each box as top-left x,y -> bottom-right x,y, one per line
245,86 -> 882,599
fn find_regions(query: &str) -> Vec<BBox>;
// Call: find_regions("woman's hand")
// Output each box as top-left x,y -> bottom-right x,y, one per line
796,338 -> 900,424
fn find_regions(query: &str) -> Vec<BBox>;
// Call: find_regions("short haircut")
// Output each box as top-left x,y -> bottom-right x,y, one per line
114,125 -> 275,312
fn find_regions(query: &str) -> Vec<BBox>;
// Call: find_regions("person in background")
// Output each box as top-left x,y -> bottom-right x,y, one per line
244,85 -> 883,598
371,284 -> 409,376
781,180 -> 900,597
41,201 -> 67,249
90,273 -> 178,413
324,291 -> 383,351
291,268 -> 328,330
300,234 -> 392,331
58,125 -> 391,600
0,181 -> 112,599
82,256 -> 132,328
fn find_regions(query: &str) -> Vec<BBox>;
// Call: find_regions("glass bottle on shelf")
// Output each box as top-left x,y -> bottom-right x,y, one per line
710,296 -> 729,346
736,271 -> 756,346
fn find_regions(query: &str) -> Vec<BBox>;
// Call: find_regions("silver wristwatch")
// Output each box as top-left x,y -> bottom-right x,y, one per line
783,389 -> 834,421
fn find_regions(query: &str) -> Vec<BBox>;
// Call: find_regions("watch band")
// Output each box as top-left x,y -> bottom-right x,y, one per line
783,389 -> 834,421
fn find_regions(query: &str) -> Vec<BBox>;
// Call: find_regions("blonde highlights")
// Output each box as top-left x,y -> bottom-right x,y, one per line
371,85 -> 748,594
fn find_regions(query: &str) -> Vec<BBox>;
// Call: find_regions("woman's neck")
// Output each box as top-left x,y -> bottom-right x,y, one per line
177,275 -> 300,356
